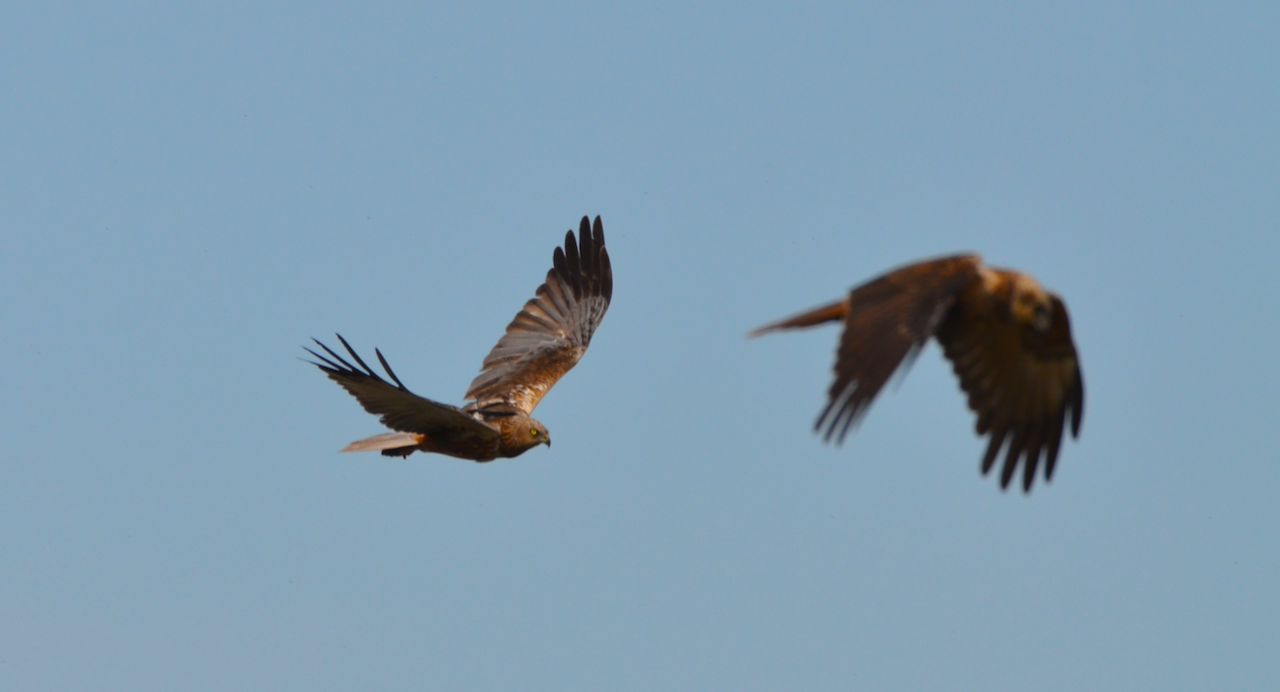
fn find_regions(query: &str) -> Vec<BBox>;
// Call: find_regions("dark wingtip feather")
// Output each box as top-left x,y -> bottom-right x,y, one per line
334,333 -> 379,377
812,386 -> 866,446
981,427 -> 1007,475
553,245 -> 567,279
1021,445 -> 1041,493
814,396 -> 843,444
303,340 -> 345,372
833,401 -> 862,444
578,219 -> 596,283
999,428 -> 1027,489
309,337 -> 362,374
572,215 -> 610,304
1000,461 -> 1016,489
374,348 -> 409,391
305,335 -> 409,396
598,245 -> 613,302
562,229 -> 583,298
813,401 -> 833,435
1044,401 -> 1068,481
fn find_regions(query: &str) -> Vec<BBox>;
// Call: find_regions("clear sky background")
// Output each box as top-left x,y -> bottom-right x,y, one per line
2,2 -> 1277,690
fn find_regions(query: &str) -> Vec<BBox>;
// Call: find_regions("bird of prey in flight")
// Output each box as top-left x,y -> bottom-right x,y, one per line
306,216 -> 612,461
750,254 -> 1083,492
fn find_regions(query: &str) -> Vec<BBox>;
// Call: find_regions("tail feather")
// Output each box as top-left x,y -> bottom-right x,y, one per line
341,432 -> 422,453
748,299 -> 848,337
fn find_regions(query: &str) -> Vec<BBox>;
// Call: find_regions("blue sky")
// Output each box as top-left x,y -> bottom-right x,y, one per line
2,2 -> 1278,690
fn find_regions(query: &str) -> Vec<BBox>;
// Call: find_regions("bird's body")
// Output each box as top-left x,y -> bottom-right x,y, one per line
307,216 -> 612,461
750,254 -> 1083,492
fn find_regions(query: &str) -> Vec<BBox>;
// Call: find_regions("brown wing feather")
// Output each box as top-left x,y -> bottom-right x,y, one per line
818,254 -> 983,442
938,292 -> 1084,492
464,216 -> 613,415
306,335 -> 501,452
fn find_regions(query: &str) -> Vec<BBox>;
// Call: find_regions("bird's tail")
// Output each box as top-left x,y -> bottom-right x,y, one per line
341,432 -> 423,453
747,299 -> 848,337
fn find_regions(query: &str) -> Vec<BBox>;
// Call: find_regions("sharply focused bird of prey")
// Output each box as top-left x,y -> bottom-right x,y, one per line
306,216 -> 612,461
749,254 -> 1084,492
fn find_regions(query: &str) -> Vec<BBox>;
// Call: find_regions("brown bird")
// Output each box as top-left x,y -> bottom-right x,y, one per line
306,216 -> 612,461
749,254 -> 1083,492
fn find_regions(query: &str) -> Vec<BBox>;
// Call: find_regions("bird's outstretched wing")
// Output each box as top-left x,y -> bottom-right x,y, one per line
464,215 -> 613,415
816,255 -> 983,443
938,292 -> 1084,492
306,335 -> 501,446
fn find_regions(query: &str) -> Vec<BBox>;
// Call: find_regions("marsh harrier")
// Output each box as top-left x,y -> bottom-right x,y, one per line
750,254 -> 1083,492
307,216 -> 612,461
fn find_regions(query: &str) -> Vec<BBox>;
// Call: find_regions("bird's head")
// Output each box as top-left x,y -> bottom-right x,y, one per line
517,418 -> 551,451
1009,274 -> 1053,333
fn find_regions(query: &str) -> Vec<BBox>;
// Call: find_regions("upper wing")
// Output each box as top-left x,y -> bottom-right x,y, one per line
306,334 -> 501,445
937,292 -> 1084,492
464,215 -> 613,415
817,255 -> 983,443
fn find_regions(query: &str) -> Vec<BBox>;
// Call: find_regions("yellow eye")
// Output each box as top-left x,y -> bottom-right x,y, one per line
530,429 -> 538,437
